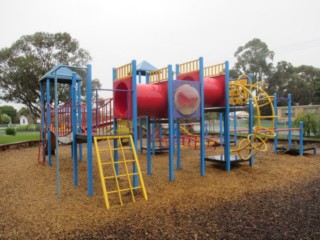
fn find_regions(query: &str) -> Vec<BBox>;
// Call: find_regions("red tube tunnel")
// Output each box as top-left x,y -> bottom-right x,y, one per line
113,72 -> 225,119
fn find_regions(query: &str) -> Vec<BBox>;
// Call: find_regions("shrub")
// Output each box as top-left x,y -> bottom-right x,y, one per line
5,127 -> 16,136
16,125 -> 27,132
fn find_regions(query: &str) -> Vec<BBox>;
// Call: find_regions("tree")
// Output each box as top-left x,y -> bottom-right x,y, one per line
0,32 -> 93,117
0,105 -> 17,123
233,38 -> 274,83
0,113 -> 11,124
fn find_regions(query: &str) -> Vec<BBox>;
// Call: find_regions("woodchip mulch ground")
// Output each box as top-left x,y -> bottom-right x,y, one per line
0,141 -> 319,239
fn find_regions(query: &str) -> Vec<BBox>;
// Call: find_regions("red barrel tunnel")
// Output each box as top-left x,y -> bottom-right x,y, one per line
113,72 -> 225,119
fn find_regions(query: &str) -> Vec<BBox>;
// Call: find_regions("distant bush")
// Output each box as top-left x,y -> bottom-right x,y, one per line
294,113 -> 320,137
5,127 -> 16,136
16,124 -> 40,132
16,125 -> 27,132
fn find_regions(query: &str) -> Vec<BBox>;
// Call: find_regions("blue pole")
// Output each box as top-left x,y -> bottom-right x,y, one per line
168,65 -> 174,181
175,63 -> 181,170
151,123 -> 155,155
112,68 -> 119,175
199,57 -> 205,176
219,113 -> 223,144
86,64 -> 93,196
71,72 -> 78,186
224,61 -> 231,171
233,111 -> 237,145
77,80 -> 83,161
288,93 -> 292,147
273,93 -> 278,153
40,82 -> 45,164
46,79 -> 52,166
132,60 -> 139,187
147,117 -> 152,174
54,73 -> 60,197
248,74 -> 254,166
176,123 -> 181,169
299,121 -> 303,156
249,98 -> 254,166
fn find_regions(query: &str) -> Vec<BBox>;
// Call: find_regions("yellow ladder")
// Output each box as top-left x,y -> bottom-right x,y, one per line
93,135 -> 148,209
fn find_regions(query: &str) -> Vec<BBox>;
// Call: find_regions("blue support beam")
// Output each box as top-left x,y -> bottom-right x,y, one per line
46,79 -> 52,166
71,72 -> 78,186
168,65 -> 174,181
132,60 -> 139,187
86,64 -> 93,196
54,73 -> 60,197
199,57 -> 205,176
273,93 -> 278,153
288,94 -> 292,147
224,61 -> 231,171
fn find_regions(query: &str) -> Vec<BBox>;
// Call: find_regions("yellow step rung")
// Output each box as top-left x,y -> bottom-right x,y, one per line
93,135 -> 148,209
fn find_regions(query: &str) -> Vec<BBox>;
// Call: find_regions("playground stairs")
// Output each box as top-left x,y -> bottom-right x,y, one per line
93,135 -> 148,209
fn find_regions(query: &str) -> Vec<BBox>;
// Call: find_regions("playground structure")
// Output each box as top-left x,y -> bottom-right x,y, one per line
38,57 -> 317,209
273,94 -> 317,155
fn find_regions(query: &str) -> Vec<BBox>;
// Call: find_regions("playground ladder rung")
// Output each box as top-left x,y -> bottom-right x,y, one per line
104,173 -> 138,180
99,147 -> 132,152
101,159 -> 136,165
107,187 -> 142,194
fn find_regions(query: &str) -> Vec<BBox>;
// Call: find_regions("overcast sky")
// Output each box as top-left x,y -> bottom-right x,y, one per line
1,0 -> 320,107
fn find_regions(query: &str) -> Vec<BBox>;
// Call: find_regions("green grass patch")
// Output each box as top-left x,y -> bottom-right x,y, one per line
0,131 -> 39,144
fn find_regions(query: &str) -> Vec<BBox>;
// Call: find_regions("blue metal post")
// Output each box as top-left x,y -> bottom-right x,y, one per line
77,80 -> 83,161
288,94 -> 292,147
219,113 -> 223,144
54,73 -> 60,197
151,123 -> 155,155
176,122 -> 181,169
233,111 -> 237,145
112,68 -> 119,175
273,93 -> 278,153
168,65 -> 174,181
224,61 -> 231,171
131,60 -> 139,187
249,98 -> 254,166
199,57 -> 205,176
40,82 -> 45,164
299,121 -> 303,156
147,117 -> 152,174
71,72 -> 78,186
86,64 -> 93,196
175,64 -> 181,170
248,74 -> 254,166
46,79 -> 52,166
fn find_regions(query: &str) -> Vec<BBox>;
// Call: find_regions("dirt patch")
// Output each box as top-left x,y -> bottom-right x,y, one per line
0,142 -> 319,239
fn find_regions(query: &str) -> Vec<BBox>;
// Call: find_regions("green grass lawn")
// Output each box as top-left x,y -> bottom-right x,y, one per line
0,131 -> 40,144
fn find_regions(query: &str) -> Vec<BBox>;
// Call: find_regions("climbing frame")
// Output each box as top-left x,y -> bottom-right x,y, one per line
93,135 -> 148,209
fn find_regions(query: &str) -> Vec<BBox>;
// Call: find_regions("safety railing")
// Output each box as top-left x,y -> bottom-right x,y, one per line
149,67 -> 168,84
115,63 -> 132,81
179,59 -> 199,74
204,63 -> 225,77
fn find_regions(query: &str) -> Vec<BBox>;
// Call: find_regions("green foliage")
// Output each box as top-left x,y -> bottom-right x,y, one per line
5,127 -> 16,136
294,113 -> 320,137
0,113 -> 11,124
15,124 -> 39,132
233,38 -> 274,83
0,32 -> 93,118
0,106 -> 17,123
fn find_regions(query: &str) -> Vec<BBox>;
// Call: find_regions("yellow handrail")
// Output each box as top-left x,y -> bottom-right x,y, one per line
179,59 -> 199,74
204,63 -> 225,77
114,63 -> 132,81
149,67 -> 168,84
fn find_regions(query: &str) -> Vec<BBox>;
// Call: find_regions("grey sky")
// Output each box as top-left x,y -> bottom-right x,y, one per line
1,0 -> 320,105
